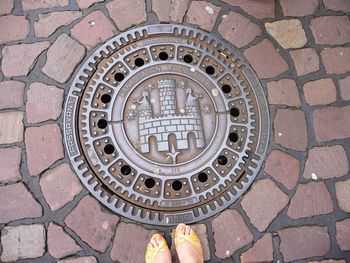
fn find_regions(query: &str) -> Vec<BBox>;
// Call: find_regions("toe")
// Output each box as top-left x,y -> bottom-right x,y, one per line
150,236 -> 158,248
185,225 -> 191,235
177,224 -> 186,234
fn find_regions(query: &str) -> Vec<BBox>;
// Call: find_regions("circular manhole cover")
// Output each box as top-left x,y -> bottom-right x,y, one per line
64,24 -> 269,225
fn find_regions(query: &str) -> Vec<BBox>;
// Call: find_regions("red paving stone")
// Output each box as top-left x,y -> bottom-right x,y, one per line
25,124 -> 64,176
0,81 -> 24,110
71,10 -> 116,50
212,209 -> 253,258
310,16 -> 350,45
26,82 -> 64,123
290,48 -> 320,76
65,195 -> 119,253
0,1 -> 350,262
274,109 -> 308,151
287,181 -> 333,219
0,147 -> 22,184
218,11 -> 261,48
0,183 -> 42,224
241,179 -> 289,231
264,149 -> 300,189
303,78 -> 337,106
47,222 -> 81,259
279,226 -> 330,261
185,1 -> 221,32
266,79 -> 301,107
313,105 -> 350,142
40,163 -> 83,211
244,39 -> 288,79
240,233 -> 273,263
304,145 -> 349,180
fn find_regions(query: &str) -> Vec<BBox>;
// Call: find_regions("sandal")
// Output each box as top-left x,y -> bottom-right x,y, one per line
174,223 -> 204,262
145,233 -> 170,263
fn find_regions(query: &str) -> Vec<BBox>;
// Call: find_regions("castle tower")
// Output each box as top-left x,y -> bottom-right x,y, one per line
158,79 -> 177,117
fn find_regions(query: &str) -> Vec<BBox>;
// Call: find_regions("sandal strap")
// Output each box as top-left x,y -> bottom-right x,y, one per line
145,235 -> 170,263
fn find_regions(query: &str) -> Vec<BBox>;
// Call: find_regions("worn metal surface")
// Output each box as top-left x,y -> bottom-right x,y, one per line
64,24 -> 269,225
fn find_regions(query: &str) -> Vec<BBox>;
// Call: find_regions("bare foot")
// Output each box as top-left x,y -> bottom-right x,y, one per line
175,224 -> 203,263
145,234 -> 172,263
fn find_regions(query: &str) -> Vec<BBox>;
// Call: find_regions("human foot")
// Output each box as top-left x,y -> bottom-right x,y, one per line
174,224 -> 203,263
145,233 -> 172,263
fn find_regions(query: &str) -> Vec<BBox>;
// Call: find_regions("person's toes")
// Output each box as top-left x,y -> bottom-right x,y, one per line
178,224 -> 185,234
150,236 -> 158,248
185,225 -> 191,235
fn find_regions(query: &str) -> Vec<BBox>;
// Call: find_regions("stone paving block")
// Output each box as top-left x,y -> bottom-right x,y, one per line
0,224 -> 45,262
287,182 -> 333,219
71,10 -> 116,50
48,222 -> 81,259
323,0 -> 350,12
26,82 -> 64,123
303,78 -> 336,106
221,0 -> 275,19
42,34 -> 85,84
57,256 -> 98,263
65,195 -> 120,253
0,146 -> 22,184
321,47 -> 350,75
106,0 -> 147,31
0,111 -> 23,144
279,226 -> 330,261
76,0 -> 104,9
244,39 -> 288,79
339,76 -> 350,100
290,48 -> 320,76
0,183 -> 42,223
310,16 -> 350,45
0,0 -> 14,15
2,42 -> 50,77
265,19 -> 307,49
218,11 -> 261,48
264,149 -> 300,190
274,109 -> 308,151
335,219 -> 350,251
266,79 -> 301,107
240,233 -> 273,263
241,179 -> 289,232
152,0 -> 188,23
22,0 -> 69,11
309,260 -> 346,263
335,179 -> 350,213
212,209 -> 253,258
110,222 -> 155,263
280,0 -> 318,16
304,145 -> 349,180
25,124 -> 64,176
313,105 -> 350,142
0,80 -> 25,110
185,1 -> 221,32
40,163 -> 83,211
34,11 -> 83,38
0,15 -> 29,44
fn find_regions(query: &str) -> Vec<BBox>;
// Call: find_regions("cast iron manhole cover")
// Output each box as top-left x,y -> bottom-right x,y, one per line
64,24 -> 269,225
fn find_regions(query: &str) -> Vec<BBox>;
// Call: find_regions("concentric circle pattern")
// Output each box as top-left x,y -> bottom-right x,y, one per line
64,24 -> 269,225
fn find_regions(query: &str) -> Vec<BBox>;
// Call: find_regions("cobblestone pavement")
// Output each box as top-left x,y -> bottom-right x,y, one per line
0,0 -> 350,262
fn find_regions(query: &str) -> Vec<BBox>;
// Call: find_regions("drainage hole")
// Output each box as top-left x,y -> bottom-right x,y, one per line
145,178 -> 156,188
134,58 -> 144,67
230,107 -> 240,117
104,144 -> 114,154
222,84 -> 232,93
218,155 -> 228,165
198,173 -> 208,183
100,94 -> 111,104
159,52 -> 168,60
183,54 -> 193,63
97,119 -> 108,129
172,180 -> 182,191
114,72 -> 125,82
121,165 -> 132,175
229,132 -> 239,143
205,66 -> 215,75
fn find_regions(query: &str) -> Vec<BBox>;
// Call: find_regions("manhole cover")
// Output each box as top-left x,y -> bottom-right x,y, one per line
64,24 -> 269,225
